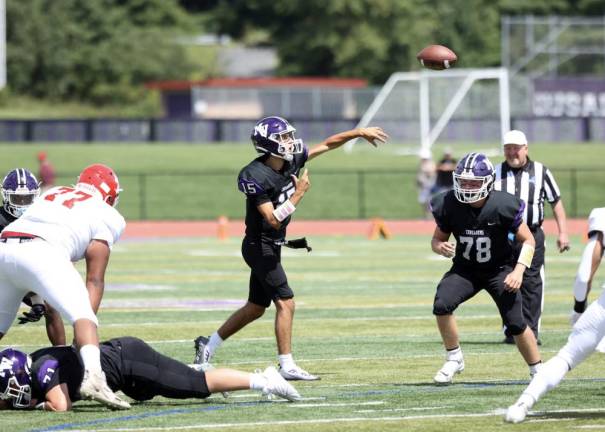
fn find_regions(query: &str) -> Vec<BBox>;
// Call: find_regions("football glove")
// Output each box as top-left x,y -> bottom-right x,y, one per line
18,304 -> 46,324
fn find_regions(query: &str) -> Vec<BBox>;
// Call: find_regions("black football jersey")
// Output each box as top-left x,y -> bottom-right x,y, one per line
0,207 -> 15,231
430,190 -> 525,270
29,342 -> 122,402
30,346 -> 84,403
237,150 -> 308,241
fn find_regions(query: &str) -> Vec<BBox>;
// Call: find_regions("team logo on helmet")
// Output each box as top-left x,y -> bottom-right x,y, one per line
453,152 -> 495,203
251,116 -> 304,162
0,348 -> 32,409
1,168 -> 41,218
76,164 -> 122,207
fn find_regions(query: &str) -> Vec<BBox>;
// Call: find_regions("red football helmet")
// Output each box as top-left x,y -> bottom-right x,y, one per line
77,164 -> 121,207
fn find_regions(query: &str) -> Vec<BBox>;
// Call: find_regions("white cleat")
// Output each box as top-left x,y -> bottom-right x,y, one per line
262,366 -> 301,401
80,369 -> 131,410
433,359 -> 464,385
505,402 -> 529,423
279,365 -> 320,381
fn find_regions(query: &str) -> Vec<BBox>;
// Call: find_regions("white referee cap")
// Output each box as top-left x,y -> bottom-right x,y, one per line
503,130 -> 528,146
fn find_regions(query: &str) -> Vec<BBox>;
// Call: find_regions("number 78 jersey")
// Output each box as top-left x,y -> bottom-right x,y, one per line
430,190 -> 525,270
4,185 -> 126,261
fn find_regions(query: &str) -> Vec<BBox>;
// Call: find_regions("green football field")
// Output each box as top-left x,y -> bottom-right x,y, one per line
2,233 -> 605,431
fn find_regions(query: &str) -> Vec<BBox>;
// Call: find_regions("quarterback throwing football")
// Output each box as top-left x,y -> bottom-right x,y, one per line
194,116 -> 387,381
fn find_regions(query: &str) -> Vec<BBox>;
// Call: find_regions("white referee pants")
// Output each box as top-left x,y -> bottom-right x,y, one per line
0,240 -> 97,334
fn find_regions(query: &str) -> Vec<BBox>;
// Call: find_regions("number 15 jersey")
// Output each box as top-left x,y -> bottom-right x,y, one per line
430,190 -> 525,270
4,185 -> 125,261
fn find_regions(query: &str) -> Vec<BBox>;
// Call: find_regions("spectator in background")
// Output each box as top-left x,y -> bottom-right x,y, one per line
432,147 -> 457,195
37,151 -> 56,192
495,130 -> 570,345
416,148 -> 436,219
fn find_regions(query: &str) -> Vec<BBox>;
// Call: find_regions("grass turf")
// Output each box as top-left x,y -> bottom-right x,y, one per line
2,233 -> 605,431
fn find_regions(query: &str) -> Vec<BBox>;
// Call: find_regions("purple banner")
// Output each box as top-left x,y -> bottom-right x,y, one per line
533,78 -> 605,117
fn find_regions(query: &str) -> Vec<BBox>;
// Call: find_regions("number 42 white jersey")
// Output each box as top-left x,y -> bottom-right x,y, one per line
3,185 -> 126,261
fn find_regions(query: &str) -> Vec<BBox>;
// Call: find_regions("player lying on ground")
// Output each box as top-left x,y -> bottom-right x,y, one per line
0,336 -> 301,411
505,208 -> 605,423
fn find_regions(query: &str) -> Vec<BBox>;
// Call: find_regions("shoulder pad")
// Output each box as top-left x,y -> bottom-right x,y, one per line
238,177 -> 266,196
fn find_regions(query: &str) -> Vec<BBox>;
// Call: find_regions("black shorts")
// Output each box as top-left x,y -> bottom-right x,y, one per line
101,337 -> 210,401
432,265 -> 527,335
242,236 -> 294,308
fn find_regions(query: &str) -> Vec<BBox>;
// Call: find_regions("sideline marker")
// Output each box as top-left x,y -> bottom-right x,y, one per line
368,218 -> 392,240
217,215 -> 229,240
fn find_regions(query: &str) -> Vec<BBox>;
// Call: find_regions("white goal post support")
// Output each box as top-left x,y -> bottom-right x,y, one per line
344,68 -> 510,154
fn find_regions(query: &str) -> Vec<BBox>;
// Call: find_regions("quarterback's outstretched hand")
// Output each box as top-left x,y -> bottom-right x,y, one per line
358,127 -> 388,147
18,304 -> 46,324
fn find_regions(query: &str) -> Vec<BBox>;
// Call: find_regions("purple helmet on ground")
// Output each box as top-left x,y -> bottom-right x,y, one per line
453,152 -> 495,203
251,116 -> 304,162
0,348 -> 32,409
1,168 -> 41,217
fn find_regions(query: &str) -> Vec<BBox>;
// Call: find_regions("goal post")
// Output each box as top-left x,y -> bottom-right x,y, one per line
345,68 -> 511,155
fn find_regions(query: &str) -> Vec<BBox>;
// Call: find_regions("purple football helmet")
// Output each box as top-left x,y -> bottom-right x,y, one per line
251,116 -> 304,162
1,168 -> 41,217
0,348 -> 32,409
453,152 -> 495,203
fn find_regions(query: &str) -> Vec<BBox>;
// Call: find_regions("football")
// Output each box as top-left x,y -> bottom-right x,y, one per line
416,45 -> 457,70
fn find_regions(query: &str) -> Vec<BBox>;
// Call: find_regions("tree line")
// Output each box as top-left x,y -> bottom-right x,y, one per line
6,0 -> 604,108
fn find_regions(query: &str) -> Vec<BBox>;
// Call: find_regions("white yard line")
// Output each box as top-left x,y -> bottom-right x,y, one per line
61,412 -> 506,431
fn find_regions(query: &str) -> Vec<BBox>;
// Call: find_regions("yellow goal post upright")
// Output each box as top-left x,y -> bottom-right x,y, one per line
344,68 -> 511,157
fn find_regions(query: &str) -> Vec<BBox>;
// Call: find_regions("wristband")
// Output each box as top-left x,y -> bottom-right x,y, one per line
518,243 -> 535,268
272,199 -> 296,222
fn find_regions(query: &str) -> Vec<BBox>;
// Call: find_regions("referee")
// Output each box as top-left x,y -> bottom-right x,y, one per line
495,130 -> 570,344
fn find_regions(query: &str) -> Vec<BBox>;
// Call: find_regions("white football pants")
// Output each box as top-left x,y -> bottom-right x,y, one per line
0,240 -> 98,334
523,290 -> 605,404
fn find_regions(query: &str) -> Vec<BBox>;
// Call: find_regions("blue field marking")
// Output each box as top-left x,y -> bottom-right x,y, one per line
28,400 -> 265,432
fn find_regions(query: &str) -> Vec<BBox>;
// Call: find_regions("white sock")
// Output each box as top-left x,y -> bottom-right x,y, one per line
528,361 -> 542,376
208,332 -> 223,356
79,344 -> 102,372
249,372 -> 267,391
524,356 -> 569,405
279,353 -> 296,370
446,346 -> 463,362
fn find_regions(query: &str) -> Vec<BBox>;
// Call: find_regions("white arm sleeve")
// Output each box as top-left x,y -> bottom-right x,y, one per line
573,238 -> 598,302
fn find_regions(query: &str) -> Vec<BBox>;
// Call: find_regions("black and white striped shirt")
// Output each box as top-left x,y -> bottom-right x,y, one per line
494,158 -> 561,228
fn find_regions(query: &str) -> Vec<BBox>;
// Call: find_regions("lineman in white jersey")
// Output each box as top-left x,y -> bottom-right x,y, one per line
505,207 -> 605,423
0,163 -> 130,410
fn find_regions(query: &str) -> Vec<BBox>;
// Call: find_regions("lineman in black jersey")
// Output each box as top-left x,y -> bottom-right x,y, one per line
194,116 -> 388,381
429,152 -> 542,384
0,168 -> 65,345
0,336 -> 300,411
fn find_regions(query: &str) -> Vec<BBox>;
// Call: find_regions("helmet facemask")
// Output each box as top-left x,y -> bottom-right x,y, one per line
1,169 -> 41,218
0,349 -> 32,409
453,152 -> 495,203
271,129 -> 304,162
453,174 -> 494,203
